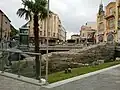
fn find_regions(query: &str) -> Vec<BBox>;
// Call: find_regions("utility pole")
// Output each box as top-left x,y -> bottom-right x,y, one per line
46,0 -> 50,84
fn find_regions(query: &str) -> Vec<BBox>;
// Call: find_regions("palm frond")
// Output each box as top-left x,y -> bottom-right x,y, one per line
40,10 -> 53,20
22,0 -> 34,10
25,11 -> 31,20
35,0 -> 47,7
17,8 -> 31,20
39,9 -> 47,20
17,8 -> 27,18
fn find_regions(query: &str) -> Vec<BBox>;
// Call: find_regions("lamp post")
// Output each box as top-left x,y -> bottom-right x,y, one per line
46,0 -> 50,84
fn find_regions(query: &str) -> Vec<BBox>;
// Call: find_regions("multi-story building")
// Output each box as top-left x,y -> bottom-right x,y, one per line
96,2 -> 106,43
71,34 -> 80,44
29,13 -> 66,44
96,0 -> 120,43
19,22 -> 29,45
86,22 -> 97,30
58,26 -> 66,42
80,24 -> 96,43
116,0 -> 120,42
105,2 -> 116,42
0,10 -> 11,40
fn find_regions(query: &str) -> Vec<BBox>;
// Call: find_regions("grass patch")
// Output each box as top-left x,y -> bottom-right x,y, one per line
48,61 -> 120,83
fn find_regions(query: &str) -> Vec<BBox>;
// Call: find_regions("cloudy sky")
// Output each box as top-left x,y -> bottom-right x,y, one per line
0,0 -> 115,39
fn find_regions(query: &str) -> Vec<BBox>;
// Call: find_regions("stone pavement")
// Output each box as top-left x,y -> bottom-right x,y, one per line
0,65 -> 120,90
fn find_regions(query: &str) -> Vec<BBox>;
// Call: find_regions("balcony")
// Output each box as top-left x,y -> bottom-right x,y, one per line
105,12 -> 115,19
118,20 -> 120,29
117,2 -> 120,7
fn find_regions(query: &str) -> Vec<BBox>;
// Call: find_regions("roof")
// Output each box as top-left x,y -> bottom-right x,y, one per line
20,22 -> 29,30
0,9 -> 11,22
106,2 -> 116,7
71,34 -> 80,36
10,24 -> 16,30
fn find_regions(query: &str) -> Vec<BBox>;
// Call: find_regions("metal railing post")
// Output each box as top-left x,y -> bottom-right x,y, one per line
1,42 -> 3,49
39,54 -> 42,83
46,0 -> 50,84
18,53 -> 21,78
1,51 -> 5,73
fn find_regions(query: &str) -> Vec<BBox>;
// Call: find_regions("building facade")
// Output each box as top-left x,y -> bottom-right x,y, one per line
0,10 -> 11,40
86,22 -> 97,30
19,22 -> 29,45
105,2 -> 116,42
97,3 -> 106,43
71,34 -> 80,44
58,26 -> 66,42
116,0 -> 120,42
97,0 -> 120,43
29,13 -> 66,44
80,24 -> 96,43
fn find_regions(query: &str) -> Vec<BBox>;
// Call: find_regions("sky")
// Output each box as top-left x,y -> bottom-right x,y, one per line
0,0 -> 115,39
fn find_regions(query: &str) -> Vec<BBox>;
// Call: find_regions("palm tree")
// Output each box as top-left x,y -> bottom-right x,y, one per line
17,0 -> 48,79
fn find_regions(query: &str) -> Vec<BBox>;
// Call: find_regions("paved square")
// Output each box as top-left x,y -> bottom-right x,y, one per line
0,66 -> 120,90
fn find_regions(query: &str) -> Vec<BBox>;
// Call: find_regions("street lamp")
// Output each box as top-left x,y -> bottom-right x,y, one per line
46,0 -> 50,84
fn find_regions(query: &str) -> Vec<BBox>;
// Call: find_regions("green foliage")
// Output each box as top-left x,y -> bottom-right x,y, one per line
48,61 -> 120,83
17,0 -> 50,79
17,0 -> 48,21
10,25 -> 19,37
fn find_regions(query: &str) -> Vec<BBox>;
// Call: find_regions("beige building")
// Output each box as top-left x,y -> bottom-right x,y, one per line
86,22 -> 97,30
97,2 -> 106,43
80,24 -> 96,43
29,13 -> 66,44
115,0 -> 120,42
0,10 -> 11,40
58,26 -> 66,42
97,0 -> 120,43
71,34 -> 80,44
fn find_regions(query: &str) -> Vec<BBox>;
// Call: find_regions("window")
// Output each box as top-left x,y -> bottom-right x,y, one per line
5,21 -> 7,24
48,32 -> 50,36
40,31 -> 42,36
40,22 -> 42,29
44,31 -> 46,36
44,20 -> 46,31
118,18 -> 120,28
108,19 -> 115,30
99,23 -> 104,31
99,16 -> 103,21
82,33 -> 84,37
109,7 -> 114,15
53,33 -> 55,37
119,7 -> 120,14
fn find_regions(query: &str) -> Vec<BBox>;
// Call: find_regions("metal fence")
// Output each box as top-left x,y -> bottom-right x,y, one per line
0,49 -> 43,83
0,40 -> 19,49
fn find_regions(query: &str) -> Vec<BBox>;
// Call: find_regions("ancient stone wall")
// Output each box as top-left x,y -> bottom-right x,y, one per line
42,43 -> 115,73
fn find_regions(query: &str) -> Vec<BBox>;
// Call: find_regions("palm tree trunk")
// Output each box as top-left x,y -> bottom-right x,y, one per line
33,14 -> 40,79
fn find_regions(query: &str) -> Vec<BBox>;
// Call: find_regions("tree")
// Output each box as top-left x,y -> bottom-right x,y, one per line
10,24 -> 19,38
17,0 -> 48,79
